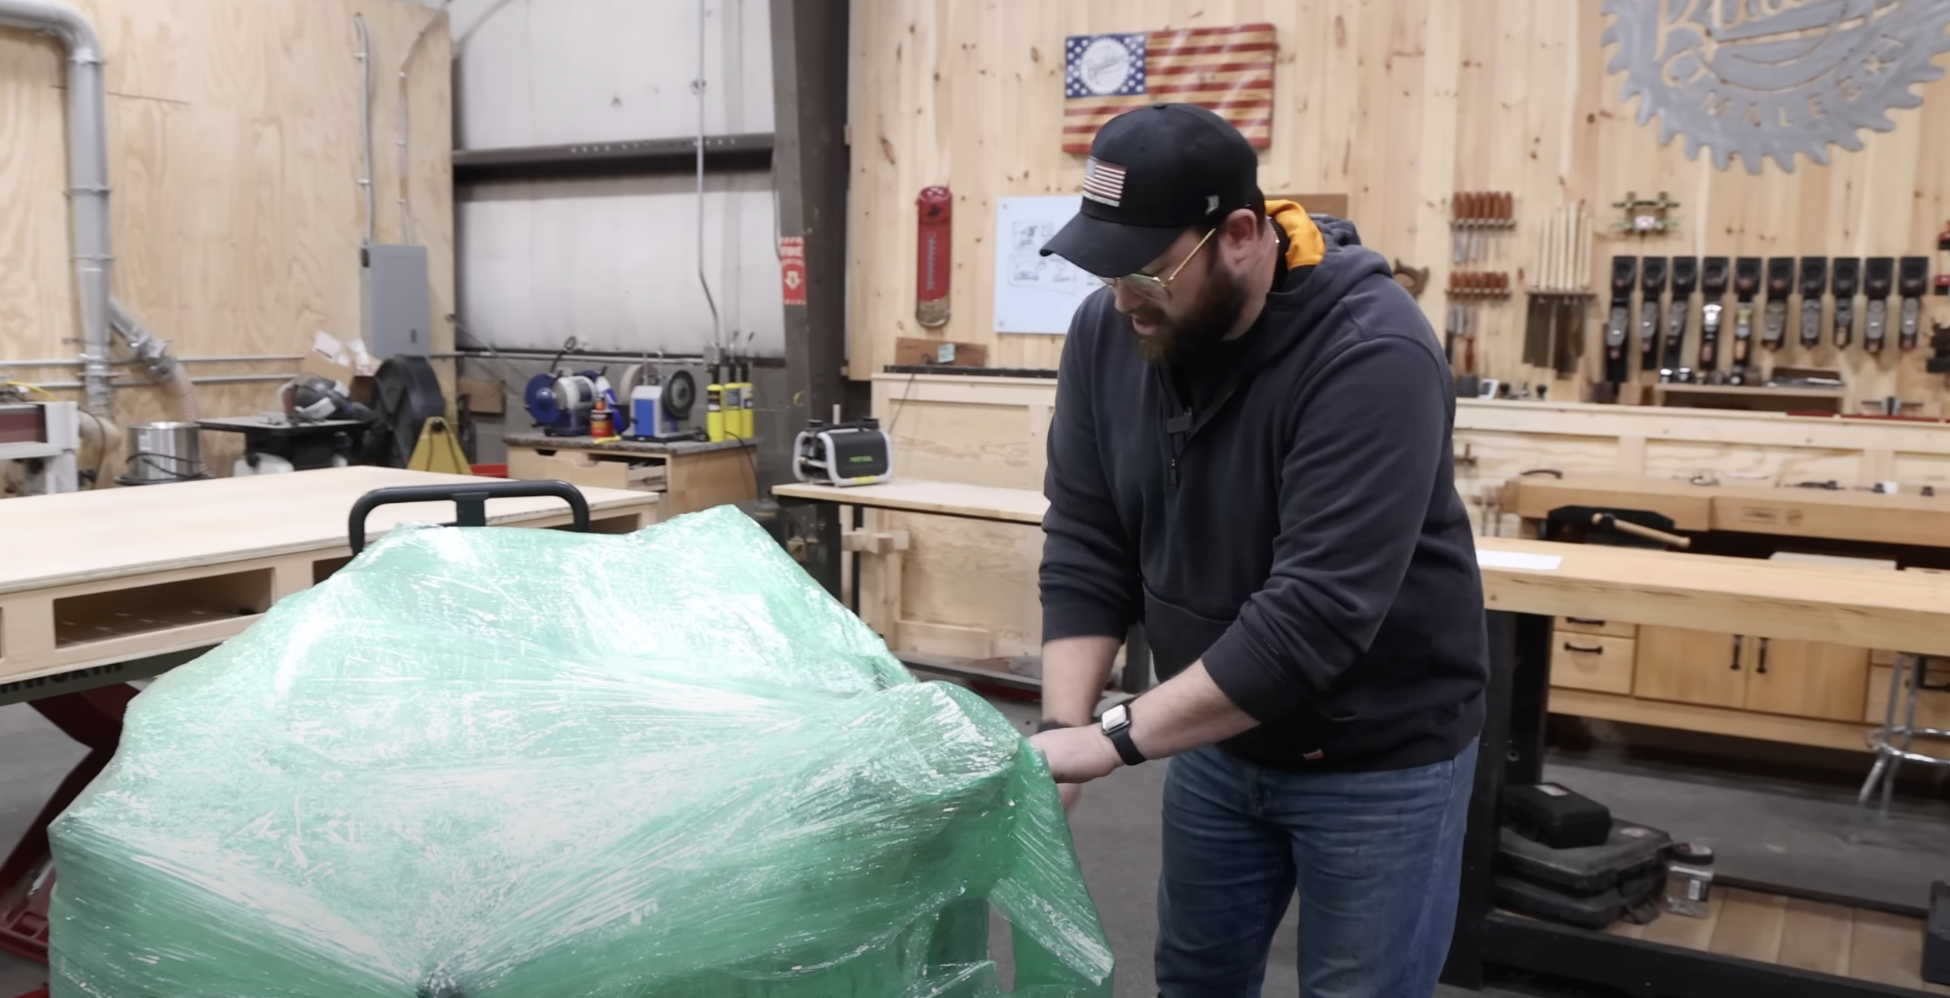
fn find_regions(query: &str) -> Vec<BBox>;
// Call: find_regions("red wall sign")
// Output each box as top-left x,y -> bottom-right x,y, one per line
779,236 -> 807,306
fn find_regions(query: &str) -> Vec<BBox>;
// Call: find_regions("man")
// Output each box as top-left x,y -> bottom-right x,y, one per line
1028,104 -> 1488,998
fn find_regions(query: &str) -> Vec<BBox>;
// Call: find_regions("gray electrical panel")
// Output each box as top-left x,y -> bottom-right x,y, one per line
362,243 -> 430,358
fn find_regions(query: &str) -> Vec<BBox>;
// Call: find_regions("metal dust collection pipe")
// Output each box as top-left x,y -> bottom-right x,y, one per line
1,0 -> 199,437
0,0 -> 113,417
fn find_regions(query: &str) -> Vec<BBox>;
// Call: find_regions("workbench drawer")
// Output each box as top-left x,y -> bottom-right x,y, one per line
1550,634 -> 1635,695
507,448 -> 667,492
1556,616 -> 1637,640
1863,661 -> 1950,731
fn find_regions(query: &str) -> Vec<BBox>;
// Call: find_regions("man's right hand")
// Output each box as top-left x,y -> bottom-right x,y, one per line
1059,783 -> 1082,813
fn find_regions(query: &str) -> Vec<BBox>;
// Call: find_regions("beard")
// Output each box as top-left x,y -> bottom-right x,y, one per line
1126,261 -> 1251,365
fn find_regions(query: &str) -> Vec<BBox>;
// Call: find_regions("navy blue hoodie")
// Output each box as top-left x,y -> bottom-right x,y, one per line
1039,208 -> 1487,772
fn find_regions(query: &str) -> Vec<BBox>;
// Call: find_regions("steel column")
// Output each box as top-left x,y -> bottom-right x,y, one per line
770,0 -> 850,436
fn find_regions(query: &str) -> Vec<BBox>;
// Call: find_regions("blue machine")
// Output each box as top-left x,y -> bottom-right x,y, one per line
523,370 -> 626,437
624,368 -> 697,440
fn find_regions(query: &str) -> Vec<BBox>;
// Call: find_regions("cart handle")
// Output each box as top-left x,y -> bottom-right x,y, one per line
348,480 -> 590,554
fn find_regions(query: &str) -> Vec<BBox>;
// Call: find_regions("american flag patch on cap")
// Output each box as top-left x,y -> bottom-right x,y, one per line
1081,157 -> 1127,207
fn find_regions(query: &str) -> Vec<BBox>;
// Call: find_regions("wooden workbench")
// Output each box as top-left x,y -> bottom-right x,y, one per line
777,480 -> 1950,656
0,467 -> 658,690
1499,472 -> 1950,751
1502,472 -> 1950,547
779,478 -> 1950,752
505,433 -> 756,517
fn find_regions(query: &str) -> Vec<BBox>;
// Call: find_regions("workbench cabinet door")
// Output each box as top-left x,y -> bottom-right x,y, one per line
1743,639 -> 1870,722
1634,626 -> 1745,708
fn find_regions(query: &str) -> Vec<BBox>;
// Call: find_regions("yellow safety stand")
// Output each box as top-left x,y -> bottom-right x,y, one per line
407,417 -> 472,475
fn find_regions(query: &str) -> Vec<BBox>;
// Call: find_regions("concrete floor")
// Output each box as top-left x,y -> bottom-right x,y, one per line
4,692 -> 1941,996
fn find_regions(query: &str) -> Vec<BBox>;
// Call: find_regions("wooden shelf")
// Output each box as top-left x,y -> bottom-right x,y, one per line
1548,687 -> 1872,753
775,480 -> 1049,525
1504,473 -> 1950,551
1651,383 -> 1847,414
1603,889 -> 1950,994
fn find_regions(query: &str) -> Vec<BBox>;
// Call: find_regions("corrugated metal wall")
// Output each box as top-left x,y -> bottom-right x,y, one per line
445,0 -> 782,356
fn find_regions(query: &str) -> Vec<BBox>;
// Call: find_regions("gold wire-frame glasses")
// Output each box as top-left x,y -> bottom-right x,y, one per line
1098,227 -> 1216,303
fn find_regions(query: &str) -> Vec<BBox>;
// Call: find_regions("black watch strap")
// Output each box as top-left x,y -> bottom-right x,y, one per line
1107,725 -> 1145,766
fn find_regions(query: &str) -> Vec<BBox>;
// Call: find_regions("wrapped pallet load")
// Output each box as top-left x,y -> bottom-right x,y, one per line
47,507 -> 1112,997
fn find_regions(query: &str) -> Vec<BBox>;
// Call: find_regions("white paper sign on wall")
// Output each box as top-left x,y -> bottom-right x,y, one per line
993,196 -> 1102,335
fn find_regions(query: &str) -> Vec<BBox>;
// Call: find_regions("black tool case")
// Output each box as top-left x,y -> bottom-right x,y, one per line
1498,822 -> 1672,895
1494,868 -> 1663,931
1502,782 -> 1612,848
1494,821 -> 1672,930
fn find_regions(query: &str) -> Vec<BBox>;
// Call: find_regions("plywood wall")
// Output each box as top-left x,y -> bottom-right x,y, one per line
0,0 -> 452,475
847,0 -> 1950,411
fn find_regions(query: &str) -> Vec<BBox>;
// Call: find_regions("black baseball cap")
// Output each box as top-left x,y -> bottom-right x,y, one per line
1041,103 -> 1262,278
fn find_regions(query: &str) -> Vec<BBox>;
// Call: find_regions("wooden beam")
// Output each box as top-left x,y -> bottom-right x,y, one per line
899,619 -> 992,659
870,373 -> 1058,410
1548,688 -> 1871,753
1502,475 -> 1719,530
775,480 -> 1048,525
1459,400 -> 1950,455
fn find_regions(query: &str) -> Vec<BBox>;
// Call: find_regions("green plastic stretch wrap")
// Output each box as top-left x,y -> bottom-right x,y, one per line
48,506 -> 1112,998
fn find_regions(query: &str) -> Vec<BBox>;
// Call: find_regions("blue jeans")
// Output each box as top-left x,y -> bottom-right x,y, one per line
1155,738 -> 1479,998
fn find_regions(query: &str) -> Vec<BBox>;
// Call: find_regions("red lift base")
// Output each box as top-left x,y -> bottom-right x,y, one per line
0,684 -> 137,967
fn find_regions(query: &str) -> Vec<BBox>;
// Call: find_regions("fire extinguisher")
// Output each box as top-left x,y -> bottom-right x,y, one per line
917,186 -> 952,328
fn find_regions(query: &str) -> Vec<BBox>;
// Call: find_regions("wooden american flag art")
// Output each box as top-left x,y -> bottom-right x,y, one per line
1062,23 -> 1277,154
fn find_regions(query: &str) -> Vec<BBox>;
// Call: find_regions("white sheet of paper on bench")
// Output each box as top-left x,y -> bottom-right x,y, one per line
1476,550 -> 1563,572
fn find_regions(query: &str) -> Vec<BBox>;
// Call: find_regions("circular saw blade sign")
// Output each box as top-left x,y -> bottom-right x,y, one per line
779,236 -> 807,306
1601,0 -> 1950,174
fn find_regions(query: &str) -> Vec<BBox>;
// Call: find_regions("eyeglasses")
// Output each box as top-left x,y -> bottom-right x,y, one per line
1100,227 -> 1215,303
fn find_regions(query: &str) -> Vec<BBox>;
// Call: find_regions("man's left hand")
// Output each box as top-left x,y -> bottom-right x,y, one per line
1028,725 -> 1124,784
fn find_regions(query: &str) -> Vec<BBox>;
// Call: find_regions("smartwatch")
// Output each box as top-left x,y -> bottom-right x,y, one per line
1100,702 -> 1146,766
